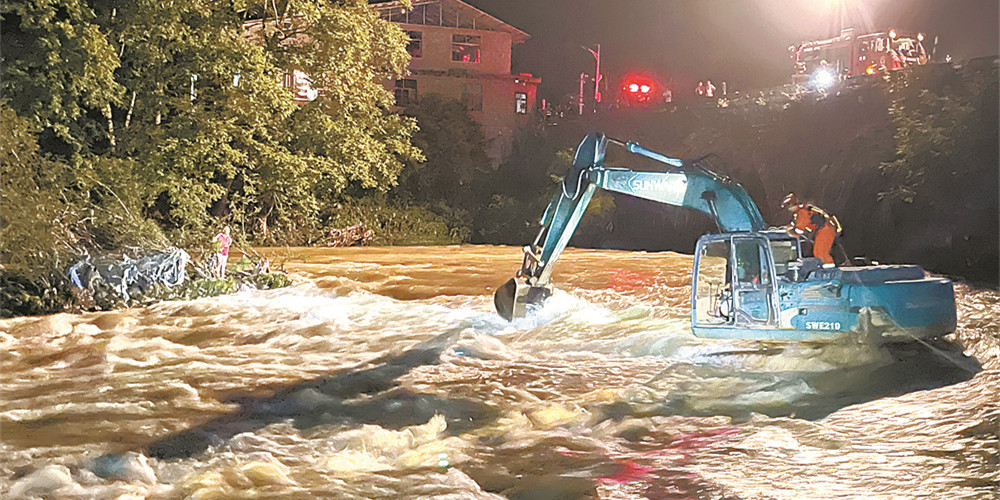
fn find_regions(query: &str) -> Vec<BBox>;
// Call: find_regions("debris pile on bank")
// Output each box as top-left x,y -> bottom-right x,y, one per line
1,249 -> 291,318
69,248 -> 190,304
329,223 -> 375,247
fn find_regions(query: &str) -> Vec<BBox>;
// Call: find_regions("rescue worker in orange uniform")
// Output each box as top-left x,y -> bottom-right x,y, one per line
781,193 -> 843,266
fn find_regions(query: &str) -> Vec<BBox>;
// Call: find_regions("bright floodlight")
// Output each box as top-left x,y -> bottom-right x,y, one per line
814,69 -> 835,88
628,83 -> 640,92
639,84 -> 651,93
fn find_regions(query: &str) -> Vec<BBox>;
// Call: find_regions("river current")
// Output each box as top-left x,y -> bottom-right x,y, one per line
2,246 -> 997,499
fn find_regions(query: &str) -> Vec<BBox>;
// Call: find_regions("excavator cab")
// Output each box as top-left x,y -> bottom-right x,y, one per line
692,233 -> 780,336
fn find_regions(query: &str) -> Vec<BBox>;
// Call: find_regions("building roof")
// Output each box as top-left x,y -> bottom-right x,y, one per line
371,0 -> 530,44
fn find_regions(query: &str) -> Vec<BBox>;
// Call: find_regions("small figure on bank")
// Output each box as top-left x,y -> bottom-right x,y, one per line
696,81 -> 706,96
255,216 -> 268,241
253,257 -> 270,275
213,226 -> 233,278
705,80 -> 716,98
781,193 -> 843,266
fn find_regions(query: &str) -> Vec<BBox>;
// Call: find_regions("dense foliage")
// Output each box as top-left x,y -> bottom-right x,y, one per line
470,131 -> 575,244
1,0 -> 421,275
877,61 -> 999,281
880,63 -> 998,206
545,60 -> 998,284
394,94 -> 490,208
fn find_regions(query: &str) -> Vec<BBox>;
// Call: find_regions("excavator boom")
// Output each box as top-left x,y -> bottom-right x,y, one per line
495,132 -> 765,320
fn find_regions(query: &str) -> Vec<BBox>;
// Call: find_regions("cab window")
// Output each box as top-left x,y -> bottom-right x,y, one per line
769,239 -> 798,278
734,239 -> 770,286
733,238 -> 773,323
695,240 -> 731,325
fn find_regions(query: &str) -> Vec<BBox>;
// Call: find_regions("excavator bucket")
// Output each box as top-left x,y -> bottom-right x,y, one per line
494,278 -> 552,321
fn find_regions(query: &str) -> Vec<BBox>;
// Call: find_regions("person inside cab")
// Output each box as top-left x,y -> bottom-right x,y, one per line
735,243 -> 762,285
781,193 -> 843,267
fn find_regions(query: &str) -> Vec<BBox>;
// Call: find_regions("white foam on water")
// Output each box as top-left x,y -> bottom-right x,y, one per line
2,248 -> 996,500
8,466 -> 80,499
451,332 -> 518,361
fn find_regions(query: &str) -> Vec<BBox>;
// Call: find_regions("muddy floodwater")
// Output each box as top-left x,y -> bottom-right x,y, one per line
2,246 -> 998,499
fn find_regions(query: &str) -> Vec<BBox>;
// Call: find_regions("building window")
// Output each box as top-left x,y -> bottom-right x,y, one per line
284,70 -> 316,102
406,30 -> 422,58
515,92 -> 528,114
462,83 -> 482,111
394,78 -> 417,106
452,34 -> 481,63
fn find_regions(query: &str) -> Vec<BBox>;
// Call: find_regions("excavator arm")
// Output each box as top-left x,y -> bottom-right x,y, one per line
495,132 -> 766,320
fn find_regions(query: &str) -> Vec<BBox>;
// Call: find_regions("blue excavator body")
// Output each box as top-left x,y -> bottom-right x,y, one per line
495,133 -> 957,342
690,230 -> 955,341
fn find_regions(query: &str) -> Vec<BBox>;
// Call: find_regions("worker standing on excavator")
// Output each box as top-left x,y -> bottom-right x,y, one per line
781,193 -> 842,266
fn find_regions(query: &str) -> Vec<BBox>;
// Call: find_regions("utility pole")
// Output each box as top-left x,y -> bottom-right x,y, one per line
578,72 -> 589,115
583,44 -> 602,104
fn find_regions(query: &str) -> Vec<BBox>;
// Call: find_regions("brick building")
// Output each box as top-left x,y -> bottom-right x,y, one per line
372,0 -> 540,162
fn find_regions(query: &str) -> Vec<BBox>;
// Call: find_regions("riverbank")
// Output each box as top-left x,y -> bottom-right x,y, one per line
0,252 -> 291,319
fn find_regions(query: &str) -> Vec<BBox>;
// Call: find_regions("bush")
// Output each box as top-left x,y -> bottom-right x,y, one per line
253,272 -> 293,290
0,271 -> 74,317
322,195 -> 468,246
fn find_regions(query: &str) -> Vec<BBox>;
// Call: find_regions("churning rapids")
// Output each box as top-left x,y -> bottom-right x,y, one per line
2,246 -> 997,499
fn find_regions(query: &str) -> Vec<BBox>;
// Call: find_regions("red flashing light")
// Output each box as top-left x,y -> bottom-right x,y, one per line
623,75 -> 655,95
620,72 -> 662,107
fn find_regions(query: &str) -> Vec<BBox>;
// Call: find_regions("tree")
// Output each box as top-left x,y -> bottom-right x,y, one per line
1,0 -> 122,155
0,105 -> 85,273
878,63 -> 999,280
0,104 -> 167,272
469,127 -> 569,244
2,0 -> 422,249
242,0 -> 422,241
880,71 -> 975,205
392,94 -> 489,207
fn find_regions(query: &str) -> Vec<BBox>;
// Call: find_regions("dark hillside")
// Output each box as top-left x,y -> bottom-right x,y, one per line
510,59 -> 998,285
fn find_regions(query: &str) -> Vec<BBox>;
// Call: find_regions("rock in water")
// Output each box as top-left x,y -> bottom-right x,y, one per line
89,452 -> 157,484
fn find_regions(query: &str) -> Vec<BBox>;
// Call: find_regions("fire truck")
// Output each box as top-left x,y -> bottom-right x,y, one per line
790,28 -> 930,86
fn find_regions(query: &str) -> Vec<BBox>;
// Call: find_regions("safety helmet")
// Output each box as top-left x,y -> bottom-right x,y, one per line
780,193 -> 798,209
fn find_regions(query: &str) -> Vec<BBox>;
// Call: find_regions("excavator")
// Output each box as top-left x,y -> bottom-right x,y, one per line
494,133 -> 956,342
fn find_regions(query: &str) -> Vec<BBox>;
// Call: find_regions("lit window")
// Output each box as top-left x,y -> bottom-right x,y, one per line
406,31 -> 422,58
452,35 -> 481,63
284,70 -> 316,102
294,70 -> 317,101
462,83 -> 482,111
394,78 -> 417,106
515,92 -> 527,114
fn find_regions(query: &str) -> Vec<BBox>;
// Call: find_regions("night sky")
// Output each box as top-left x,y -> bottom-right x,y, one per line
465,0 -> 999,102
